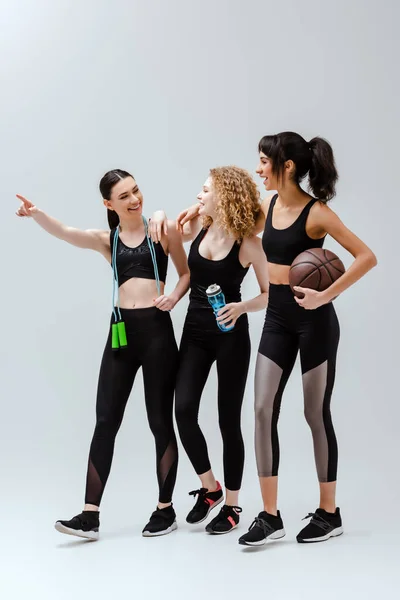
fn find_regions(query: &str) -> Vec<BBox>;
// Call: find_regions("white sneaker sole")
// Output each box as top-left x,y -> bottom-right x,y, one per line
239,528 -> 286,546
54,522 -> 99,541
298,526 -> 344,543
142,521 -> 178,537
187,495 -> 224,525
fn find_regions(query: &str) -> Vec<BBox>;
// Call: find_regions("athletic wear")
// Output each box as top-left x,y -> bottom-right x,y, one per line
297,507 -> 343,543
110,228 -> 168,286
238,511 -> 286,546
255,284 -> 339,482
205,505 -> 242,534
55,511 -> 100,540
176,310 -> 250,491
85,307 -> 178,506
175,227 -> 251,493
262,195 -> 325,266
186,482 -> 224,524
188,228 -> 248,308
142,505 -> 177,537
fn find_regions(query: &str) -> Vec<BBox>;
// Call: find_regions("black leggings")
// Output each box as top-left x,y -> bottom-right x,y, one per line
85,307 -> 179,505
255,284 -> 340,483
175,309 -> 251,491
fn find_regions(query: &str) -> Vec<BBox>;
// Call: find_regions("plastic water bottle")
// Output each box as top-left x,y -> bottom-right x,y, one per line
206,283 -> 234,332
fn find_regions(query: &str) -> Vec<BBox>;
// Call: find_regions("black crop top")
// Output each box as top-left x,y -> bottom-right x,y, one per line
110,228 -> 168,287
262,195 -> 325,266
188,228 -> 249,308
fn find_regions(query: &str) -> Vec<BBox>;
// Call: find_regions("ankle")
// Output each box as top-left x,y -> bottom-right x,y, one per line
83,504 -> 99,512
319,504 -> 336,514
263,506 -> 278,516
157,502 -> 172,509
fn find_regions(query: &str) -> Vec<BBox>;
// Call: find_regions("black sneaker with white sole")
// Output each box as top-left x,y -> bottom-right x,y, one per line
296,507 -> 343,543
186,482 -> 223,524
238,510 -> 286,546
142,504 -> 177,537
205,505 -> 242,534
55,511 -> 100,540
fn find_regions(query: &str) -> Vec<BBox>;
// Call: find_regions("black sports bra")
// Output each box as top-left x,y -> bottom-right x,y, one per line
262,194 -> 325,266
110,228 -> 168,287
188,228 -> 249,308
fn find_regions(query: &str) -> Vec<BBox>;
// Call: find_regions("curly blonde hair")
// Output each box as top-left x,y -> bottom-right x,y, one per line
202,166 -> 260,241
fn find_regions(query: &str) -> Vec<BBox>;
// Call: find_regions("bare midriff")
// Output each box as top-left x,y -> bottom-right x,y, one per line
268,263 -> 291,285
118,278 -> 165,309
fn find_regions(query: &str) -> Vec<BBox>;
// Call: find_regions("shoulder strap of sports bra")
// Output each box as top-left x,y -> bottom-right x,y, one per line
192,227 -> 208,247
298,198 -> 319,224
266,194 -> 278,223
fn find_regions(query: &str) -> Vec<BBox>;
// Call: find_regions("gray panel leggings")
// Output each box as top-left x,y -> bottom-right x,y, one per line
255,285 -> 340,483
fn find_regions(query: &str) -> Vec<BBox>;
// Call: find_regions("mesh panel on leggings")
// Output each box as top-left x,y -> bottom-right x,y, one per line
85,459 -> 103,506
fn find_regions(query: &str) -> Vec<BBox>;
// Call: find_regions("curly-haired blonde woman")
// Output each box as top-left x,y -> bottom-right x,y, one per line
150,166 -> 269,534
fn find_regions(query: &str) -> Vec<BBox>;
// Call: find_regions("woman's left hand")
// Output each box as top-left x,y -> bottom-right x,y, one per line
153,294 -> 178,311
217,302 -> 244,326
293,287 -> 327,310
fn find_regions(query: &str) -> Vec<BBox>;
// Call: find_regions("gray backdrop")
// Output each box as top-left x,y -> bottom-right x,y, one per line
1,0 -> 398,598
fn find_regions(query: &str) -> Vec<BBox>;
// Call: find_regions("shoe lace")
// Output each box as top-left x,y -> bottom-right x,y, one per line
188,487 -> 209,509
302,512 -> 331,532
248,516 -> 274,535
220,505 -> 242,515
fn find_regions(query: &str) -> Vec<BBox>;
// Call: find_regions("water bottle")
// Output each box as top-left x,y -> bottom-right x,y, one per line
206,283 -> 234,332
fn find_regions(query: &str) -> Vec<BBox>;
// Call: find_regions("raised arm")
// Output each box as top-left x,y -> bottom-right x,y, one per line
150,204 -> 202,244
16,194 -> 110,257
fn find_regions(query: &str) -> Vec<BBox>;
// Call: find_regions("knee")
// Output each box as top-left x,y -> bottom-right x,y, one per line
93,414 -> 121,439
175,399 -> 196,428
304,404 -> 322,431
218,417 -> 242,441
148,414 -> 172,440
254,400 -> 274,426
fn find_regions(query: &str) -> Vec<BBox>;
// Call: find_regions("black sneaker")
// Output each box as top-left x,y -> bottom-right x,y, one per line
238,511 -> 286,546
186,482 -> 223,524
142,504 -> 178,537
205,504 -> 242,534
296,508 -> 343,543
54,511 -> 100,540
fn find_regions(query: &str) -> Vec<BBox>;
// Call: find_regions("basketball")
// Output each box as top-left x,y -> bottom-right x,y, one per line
289,248 -> 345,298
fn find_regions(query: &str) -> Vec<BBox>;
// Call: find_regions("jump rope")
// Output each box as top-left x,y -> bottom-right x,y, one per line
111,216 -> 160,351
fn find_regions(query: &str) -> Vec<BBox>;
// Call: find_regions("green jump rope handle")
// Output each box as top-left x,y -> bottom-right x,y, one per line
117,321 -> 128,348
112,323 -> 120,351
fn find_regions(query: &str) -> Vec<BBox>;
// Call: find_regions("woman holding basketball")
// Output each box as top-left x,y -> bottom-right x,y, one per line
15,169 -> 190,539
178,132 -> 377,545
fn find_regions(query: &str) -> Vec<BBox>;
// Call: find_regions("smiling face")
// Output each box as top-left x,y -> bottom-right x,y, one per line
103,176 -> 143,220
256,151 -> 279,191
197,176 -> 217,218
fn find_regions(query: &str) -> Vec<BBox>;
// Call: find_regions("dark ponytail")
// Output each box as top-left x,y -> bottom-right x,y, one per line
258,132 -> 338,202
308,137 -> 338,201
99,168 -> 134,229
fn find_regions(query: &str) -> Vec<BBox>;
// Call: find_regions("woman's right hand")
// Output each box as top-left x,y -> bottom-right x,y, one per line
176,203 -> 201,234
15,194 -> 39,218
149,210 -> 168,243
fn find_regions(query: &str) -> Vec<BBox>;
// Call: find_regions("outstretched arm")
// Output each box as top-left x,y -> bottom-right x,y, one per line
16,194 -> 110,255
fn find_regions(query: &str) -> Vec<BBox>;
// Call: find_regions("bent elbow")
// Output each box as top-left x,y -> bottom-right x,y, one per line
368,251 -> 378,269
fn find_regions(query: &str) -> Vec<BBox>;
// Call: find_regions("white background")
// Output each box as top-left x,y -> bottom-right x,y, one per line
1,0 -> 398,598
